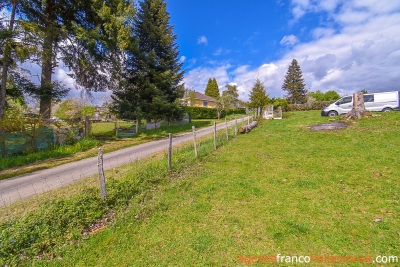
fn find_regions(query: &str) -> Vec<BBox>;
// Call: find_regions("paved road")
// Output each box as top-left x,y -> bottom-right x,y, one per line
0,117 -> 251,206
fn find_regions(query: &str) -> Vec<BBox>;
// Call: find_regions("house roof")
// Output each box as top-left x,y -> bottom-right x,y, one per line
194,92 -> 217,101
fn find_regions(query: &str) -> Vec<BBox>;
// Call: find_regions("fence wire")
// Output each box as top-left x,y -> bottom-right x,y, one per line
0,116 -> 253,221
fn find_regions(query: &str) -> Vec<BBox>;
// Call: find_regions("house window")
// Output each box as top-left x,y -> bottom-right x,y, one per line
203,101 -> 208,107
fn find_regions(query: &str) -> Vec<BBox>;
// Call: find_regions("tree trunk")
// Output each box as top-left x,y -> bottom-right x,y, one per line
239,121 -> 258,134
0,0 -> 17,116
0,0 -> 17,156
39,30 -> 54,119
343,92 -> 366,120
39,0 -> 56,120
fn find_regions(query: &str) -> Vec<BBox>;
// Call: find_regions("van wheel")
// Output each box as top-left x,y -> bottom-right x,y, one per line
382,108 -> 393,112
327,111 -> 338,117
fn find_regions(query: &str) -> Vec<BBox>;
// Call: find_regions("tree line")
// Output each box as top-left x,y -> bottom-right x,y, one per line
201,59 -> 342,116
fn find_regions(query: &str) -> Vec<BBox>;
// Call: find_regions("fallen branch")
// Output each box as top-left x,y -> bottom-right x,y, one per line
239,121 -> 258,134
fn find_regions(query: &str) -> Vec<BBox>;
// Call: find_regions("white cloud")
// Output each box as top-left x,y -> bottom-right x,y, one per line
179,56 -> 186,63
184,0 -> 400,101
55,68 -> 75,89
197,35 -> 208,45
183,64 -> 231,92
213,48 -> 232,56
280,35 -> 299,46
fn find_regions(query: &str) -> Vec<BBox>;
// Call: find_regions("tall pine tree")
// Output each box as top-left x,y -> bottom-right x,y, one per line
204,77 -> 219,99
112,0 -> 185,122
19,0 -> 132,119
248,78 -> 269,117
282,59 -> 307,104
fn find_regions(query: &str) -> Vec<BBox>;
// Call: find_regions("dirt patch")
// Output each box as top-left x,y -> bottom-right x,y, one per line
307,122 -> 349,131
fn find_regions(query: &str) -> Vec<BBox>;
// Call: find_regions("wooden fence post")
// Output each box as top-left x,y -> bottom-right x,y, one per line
115,116 -> 118,137
247,116 -> 250,125
85,116 -> 89,137
136,120 -> 139,134
235,117 -> 237,136
214,121 -> 217,150
97,148 -> 107,199
192,126 -> 198,158
224,118 -> 228,140
168,133 -> 172,170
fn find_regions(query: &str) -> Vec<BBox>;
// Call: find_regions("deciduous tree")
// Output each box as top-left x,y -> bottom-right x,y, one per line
221,83 -> 239,109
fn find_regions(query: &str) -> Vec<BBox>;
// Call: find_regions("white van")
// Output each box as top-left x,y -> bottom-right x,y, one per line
321,91 -> 400,117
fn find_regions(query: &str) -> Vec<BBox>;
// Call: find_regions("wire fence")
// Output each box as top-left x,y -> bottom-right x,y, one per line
0,115 -> 254,221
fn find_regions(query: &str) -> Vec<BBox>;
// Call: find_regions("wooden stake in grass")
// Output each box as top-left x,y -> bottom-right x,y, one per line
247,116 -> 250,125
115,116 -> 118,137
97,148 -> 107,199
235,117 -> 237,136
214,121 -> 217,150
225,118 -> 228,140
168,133 -> 172,170
85,116 -> 89,137
135,120 -> 139,134
192,126 -> 198,158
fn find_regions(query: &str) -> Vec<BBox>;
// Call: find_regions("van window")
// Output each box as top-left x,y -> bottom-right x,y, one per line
337,96 -> 352,105
363,94 -> 374,102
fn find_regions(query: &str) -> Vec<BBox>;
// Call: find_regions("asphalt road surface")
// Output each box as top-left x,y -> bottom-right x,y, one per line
0,117 -> 251,207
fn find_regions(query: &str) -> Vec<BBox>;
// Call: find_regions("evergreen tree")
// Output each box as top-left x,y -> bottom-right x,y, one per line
205,78 -> 213,97
282,59 -> 307,104
248,78 -> 269,116
204,77 -> 219,99
112,0 -> 185,122
19,0 -> 132,119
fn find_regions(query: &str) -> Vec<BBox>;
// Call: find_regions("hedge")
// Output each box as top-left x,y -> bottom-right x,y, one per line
223,108 -> 246,116
284,101 -> 336,112
183,107 -> 247,119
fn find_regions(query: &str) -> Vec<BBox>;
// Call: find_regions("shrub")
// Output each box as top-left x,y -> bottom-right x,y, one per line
222,108 -> 246,117
183,107 -> 218,119
284,101 -> 335,112
183,107 -> 247,119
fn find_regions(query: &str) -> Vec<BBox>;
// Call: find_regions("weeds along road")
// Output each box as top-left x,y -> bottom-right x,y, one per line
0,117 -> 250,207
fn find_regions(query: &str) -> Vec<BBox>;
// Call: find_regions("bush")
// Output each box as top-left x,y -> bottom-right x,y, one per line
284,101 -> 335,112
183,107 -> 218,119
222,108 -> 246,117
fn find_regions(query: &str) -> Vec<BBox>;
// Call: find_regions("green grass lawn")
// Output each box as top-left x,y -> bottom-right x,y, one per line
4,110 -> 400,266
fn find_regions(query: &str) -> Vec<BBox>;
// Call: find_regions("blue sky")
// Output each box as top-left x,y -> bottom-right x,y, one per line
6,0 -> 400,103
161,0 -> 400,101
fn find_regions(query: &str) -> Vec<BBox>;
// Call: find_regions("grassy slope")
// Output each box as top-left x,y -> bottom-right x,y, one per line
40,111 -> 400,266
